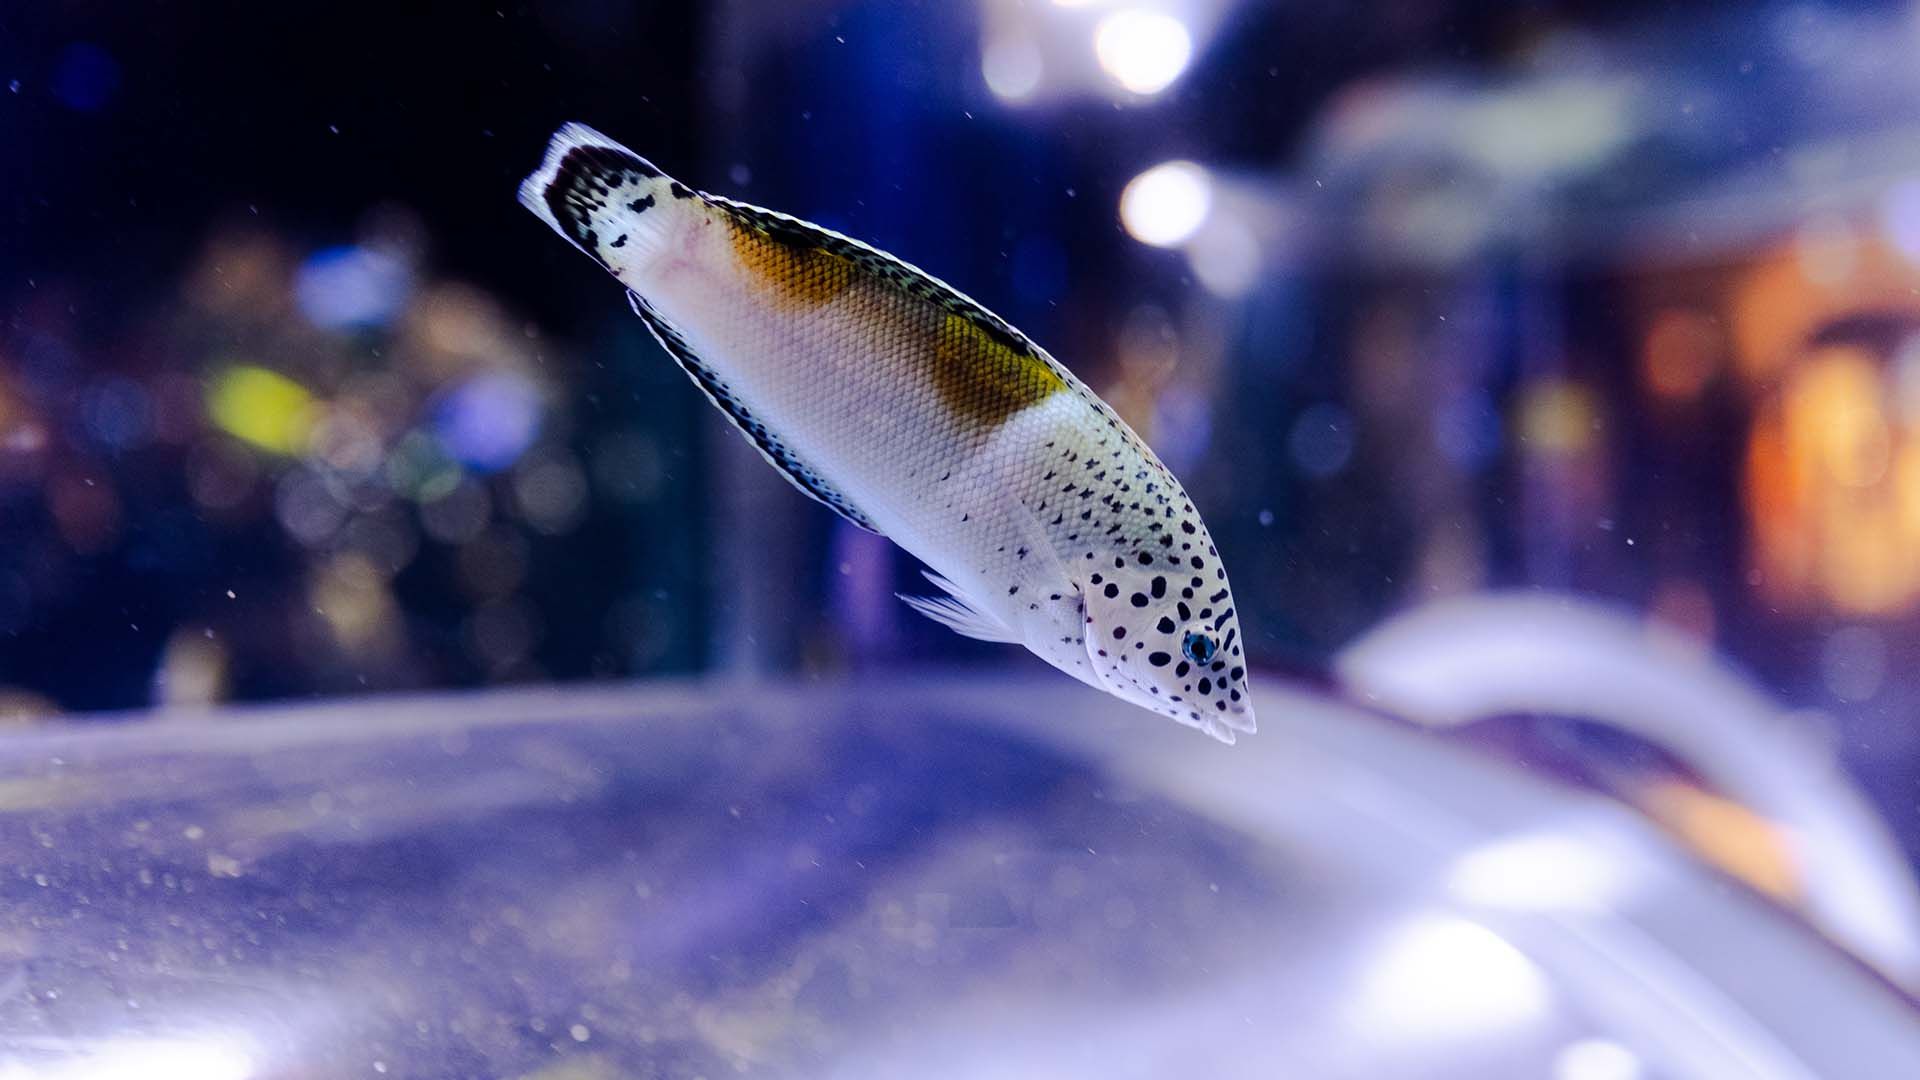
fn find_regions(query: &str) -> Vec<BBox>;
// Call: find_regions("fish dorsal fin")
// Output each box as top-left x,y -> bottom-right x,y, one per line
712,198 -> 1056,375
627,291 -> 883,534
898,571 -> 1020,644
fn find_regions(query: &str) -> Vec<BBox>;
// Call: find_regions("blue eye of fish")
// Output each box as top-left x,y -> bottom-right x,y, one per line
1182,631 -> 1216,665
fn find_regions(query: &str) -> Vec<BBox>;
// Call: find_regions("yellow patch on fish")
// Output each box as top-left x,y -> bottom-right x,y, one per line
931,311 -> 1067,427
727,217 -> 854,308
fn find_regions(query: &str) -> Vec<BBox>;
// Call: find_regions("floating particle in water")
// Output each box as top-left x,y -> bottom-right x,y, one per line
8,80 -> 19,94
1258,509 -> 1275,527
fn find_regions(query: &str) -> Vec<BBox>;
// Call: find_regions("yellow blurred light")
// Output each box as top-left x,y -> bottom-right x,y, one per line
311,553 -> 397,652
207,365 -> 317,455
1517,379 -> 1597,455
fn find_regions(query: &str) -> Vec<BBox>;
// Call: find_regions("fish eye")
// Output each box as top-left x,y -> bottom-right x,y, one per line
1182,631 -> 1216,665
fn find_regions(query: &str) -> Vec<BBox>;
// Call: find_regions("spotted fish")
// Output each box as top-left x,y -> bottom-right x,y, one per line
519,123 -> 1254,742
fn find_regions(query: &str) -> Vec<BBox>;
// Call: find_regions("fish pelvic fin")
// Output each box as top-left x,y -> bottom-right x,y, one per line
898,571 -> 1020,644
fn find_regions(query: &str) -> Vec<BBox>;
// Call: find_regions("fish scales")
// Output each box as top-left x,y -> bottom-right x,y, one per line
521,123 -> 1254,741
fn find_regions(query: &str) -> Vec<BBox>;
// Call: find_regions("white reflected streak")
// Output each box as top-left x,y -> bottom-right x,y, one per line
1350,914 -> 1551,1039
1554,1037 -> 1645,1080
1450,823 -> 1644,914
1336,592 -> 1920,989
0,1038 -> 254,1080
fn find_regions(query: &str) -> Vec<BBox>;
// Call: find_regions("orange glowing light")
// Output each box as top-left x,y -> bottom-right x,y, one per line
1639,779 -> 1798,903
1745,346 -> 1920,615
1641,308 -> 1722,403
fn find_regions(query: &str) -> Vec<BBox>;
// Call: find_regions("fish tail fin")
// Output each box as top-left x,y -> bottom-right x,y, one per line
519,122 -> 679,267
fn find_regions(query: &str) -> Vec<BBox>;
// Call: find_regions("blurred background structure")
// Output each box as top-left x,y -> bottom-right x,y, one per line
8,1 -> 1920,1073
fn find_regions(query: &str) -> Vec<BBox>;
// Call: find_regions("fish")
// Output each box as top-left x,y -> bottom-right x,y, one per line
519,123 -> 1253,742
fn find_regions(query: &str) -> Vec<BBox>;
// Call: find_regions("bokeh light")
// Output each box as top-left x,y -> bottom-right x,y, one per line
206,366 -> 317,456
982,35 -> 1044,102
295,244 -> 413,330
431,371 -> 543,473
1120,161 -> 1212,248
1093,10 -> 1193,96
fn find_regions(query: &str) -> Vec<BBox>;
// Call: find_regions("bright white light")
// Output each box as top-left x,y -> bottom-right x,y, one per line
1351,915 -> 1550,1039
1553,1038 -> 1644,1080
1448,829 -> 1639,913
1187,215 -> 1261,297
1094,11 -> 1192,96
982,36 -> 1044,102
2,1039 -> 256,1080
1120,161 -> 1212,248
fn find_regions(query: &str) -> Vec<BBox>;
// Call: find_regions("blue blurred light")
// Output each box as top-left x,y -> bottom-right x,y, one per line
431,372 -> 542,473
53,43 -> 120,113
1435,390 -> 1503,469
82,377 -> 152,450
294,246 -> 411,331
1289,402 -> 1354,478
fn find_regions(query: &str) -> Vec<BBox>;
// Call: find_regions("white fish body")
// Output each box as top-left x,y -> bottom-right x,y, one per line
521,124 -> 1253,741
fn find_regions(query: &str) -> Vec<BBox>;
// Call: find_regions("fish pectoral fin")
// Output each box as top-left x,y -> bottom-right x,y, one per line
898,571 -> 1020,644
627,291 -> 884,534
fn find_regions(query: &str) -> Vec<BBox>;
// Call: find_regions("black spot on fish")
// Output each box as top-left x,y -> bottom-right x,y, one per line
1150,576 -> 1166,598
1130,593 -> 1149,608
1103,583 -> 1119,599
1156,616 -> 1176,634
628,194 -> 656,214
610,234 -> 629,248
1148,652 -> 1171,667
